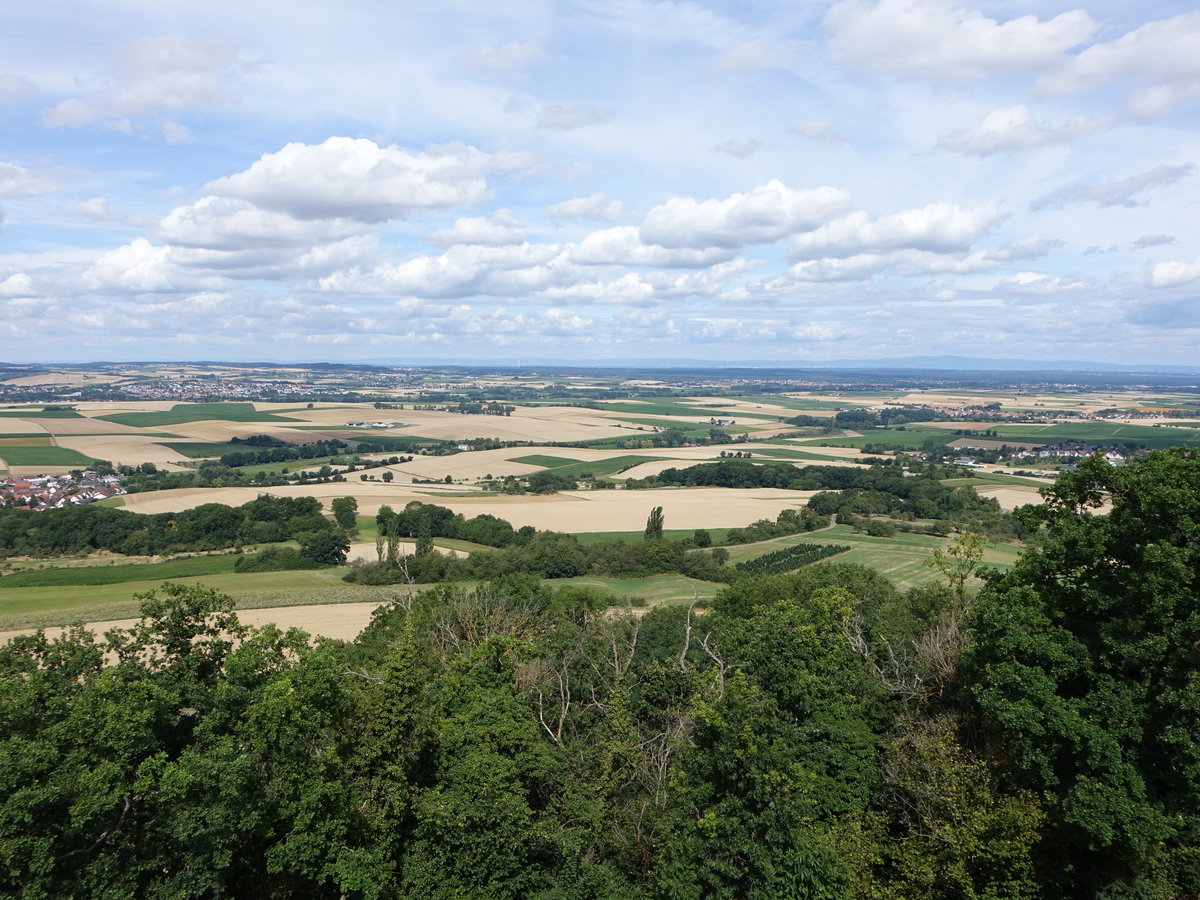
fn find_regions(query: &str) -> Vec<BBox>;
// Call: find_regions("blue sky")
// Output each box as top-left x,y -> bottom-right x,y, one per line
1,0 -> 1198,365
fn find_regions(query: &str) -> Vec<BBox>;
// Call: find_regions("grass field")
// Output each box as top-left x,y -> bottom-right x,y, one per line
598,400 -> 784,421
0,554 -> 239,587
0,568 -> 401,631
573,527 -> 735,545
509,454 -> 581,467
552,573 -> 723,605
162,441 -> 239,458
0,446 -> 96,466
812,427 -> 960,449
989,421 -> 1200,448
721,524 -> 1022,589
0,409 -> 83,418
96,402 -> 302,427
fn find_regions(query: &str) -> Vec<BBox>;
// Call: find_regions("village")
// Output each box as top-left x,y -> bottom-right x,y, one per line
0,471 -> 125,511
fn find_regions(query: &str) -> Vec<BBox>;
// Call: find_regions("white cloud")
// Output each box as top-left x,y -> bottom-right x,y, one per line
156,196 -> 367,250
1149,257 -> 1200,288
938,105 -> 1110,155
0,74 -> 35,102
790,201 -> 1004,260
825,0 -> 1096,82
994,271 -> 1090,294
40,35 -> 249,131
546,193 -> 631,222
318,242 -> 565,298
428,209 -> 527,247
570,225 -> 738,268
465,40 -> 545,74
0,161 -> 58,197
84,238 -> 219,292
205,137 -> 535,222
0,273 -> 33,297
535,104 -> 615,130
1038,11 -> 1200,116
1031,163 -> 1195,210
640,180 -> 852,250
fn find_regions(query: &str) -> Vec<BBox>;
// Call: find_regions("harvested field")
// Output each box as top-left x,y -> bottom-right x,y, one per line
0,602 -> 385,646
56,435 -> 194,466
29,417 -> 153,435
974,484 -> 1045,510
0,419 -> 47,435
117,483 -> 818,531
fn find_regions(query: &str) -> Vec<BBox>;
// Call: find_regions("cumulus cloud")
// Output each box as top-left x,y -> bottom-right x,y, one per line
83,238 -> 217,292
546,193 -> 631,222
206,137 -> 535,222
465,40 -> 545,74
1031,163 -> 1195,210
825,0 -> 1096,82
569,226 -> 738,268
1037,11 -> 1200,116
0,161 -> 58,197
712,139 -> 763,158
535,104 -> 615,130
640,180 -> 853,250
1148,257 -> 1200,288
0,273 -> 33,297
0,74 -> 35,102
428,209 -> 527,247
156,196 -> 368,250
938,105 -> 1110,155
40,35 -> 251,132
789,201 -> 1004,260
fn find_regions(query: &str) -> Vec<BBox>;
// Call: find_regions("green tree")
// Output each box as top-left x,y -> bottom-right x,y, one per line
963,449 -> 1200,897
644,505 -> 665,541
331,495 -> 358,531
300,530 -> 350,566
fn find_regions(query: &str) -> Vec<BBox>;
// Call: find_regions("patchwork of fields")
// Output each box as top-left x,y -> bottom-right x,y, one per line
1,384 -> 1195,639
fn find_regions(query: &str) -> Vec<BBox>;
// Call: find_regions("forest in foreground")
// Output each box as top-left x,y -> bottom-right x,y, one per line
2,449 -> 1198,899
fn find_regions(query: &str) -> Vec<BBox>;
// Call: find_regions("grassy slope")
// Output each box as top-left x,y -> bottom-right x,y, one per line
0,446 -> 96,466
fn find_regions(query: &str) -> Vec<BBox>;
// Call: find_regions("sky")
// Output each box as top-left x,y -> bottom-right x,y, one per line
1,0 -> 1199,366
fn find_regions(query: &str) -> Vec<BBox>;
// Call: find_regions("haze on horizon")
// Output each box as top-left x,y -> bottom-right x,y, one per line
1,0 -> 1197,367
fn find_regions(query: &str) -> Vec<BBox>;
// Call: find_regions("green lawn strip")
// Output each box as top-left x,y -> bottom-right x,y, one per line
0,446 -> 96,466
0,569 -> 404,632
940,473 -> 1049,488
0,409 -> 83,418
95,403 -> 303,427
550,573 -> 723,606
92,496 -> 126,508
609,416 -> 767,435
433,538 -> 492,554
508,454 -> 581,467
572,528 -> 734,546
0,554 -> 239,588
